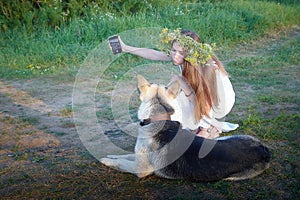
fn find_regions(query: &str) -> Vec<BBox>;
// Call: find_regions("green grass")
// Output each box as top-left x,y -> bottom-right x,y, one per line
0,0 -> 299,79
226,34 -> 299,123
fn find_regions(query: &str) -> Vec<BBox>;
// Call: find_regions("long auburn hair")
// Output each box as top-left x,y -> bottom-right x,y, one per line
180,29 -> 229,121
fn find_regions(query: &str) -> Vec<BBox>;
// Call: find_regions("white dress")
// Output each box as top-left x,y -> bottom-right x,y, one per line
171,68 -> 239,132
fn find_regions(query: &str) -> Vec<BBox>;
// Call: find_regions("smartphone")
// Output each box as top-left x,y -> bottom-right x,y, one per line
109,35 -> 122,54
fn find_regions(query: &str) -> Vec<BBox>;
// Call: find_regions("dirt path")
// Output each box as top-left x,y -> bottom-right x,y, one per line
0,77 -> 78,147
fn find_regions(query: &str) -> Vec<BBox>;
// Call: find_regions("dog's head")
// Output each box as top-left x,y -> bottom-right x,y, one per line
137,74 -> 180,121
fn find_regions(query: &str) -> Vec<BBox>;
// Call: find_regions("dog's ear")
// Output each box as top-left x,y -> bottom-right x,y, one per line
137,74 -> 150,100
166,80 -> 180,98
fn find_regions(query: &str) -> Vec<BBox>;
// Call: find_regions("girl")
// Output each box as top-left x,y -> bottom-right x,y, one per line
111,28 -> 238,138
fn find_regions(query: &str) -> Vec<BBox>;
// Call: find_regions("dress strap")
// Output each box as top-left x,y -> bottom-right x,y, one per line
178,65 -> 183,74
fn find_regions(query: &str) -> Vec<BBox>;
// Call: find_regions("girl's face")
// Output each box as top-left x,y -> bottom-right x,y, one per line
170,41 -> 184,66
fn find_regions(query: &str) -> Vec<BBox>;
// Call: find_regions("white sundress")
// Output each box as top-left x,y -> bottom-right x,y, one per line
171,67 -> 239,132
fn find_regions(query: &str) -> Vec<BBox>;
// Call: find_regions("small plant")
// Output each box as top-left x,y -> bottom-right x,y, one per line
25,64 -> 56,75
60,104 -> 73,117
61,120 -> 76,128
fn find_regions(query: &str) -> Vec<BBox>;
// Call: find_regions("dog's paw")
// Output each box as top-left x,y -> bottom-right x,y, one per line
106,155 -> 120,159
100,158 -> 118,167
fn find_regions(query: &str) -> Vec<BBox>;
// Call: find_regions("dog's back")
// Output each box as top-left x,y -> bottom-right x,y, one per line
145,121 -> 271,181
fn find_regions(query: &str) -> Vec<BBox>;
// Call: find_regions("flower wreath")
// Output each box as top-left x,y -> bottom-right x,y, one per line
159,28 -> 216,66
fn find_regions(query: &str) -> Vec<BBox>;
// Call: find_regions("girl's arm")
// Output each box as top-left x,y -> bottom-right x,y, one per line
118,36 -> 172,61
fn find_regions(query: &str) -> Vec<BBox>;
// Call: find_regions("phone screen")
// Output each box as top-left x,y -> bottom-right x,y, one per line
109,36 -> 122,54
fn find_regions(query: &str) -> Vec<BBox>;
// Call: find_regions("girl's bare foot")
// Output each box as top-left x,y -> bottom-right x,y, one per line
196,126 -> 221,139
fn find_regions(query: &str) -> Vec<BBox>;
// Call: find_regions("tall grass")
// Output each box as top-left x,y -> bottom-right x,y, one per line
0,0 -> 299,79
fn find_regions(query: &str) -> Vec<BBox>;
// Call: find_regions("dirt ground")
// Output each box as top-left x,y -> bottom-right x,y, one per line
0,28 -> 299,199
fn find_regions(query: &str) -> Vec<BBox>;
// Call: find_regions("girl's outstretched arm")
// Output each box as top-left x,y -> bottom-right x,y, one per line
116,36 -> 172,61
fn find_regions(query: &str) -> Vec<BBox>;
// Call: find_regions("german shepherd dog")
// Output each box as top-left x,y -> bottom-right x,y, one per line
100,75 -> 271,181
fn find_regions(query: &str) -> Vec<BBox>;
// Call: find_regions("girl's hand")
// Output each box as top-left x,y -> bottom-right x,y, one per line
205,59 -> 218,69
108,36 -> 126,53
117,36 -> 127,52
171,75 -> 192,95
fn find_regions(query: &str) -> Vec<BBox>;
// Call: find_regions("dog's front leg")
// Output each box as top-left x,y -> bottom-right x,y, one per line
100,153 -> 154,178
100,157 -> 137,175
107,153 -> 135,161
135,152 -> 154,178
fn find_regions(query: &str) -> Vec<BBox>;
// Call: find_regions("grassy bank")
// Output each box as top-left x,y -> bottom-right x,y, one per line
0,0 -> 299,79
